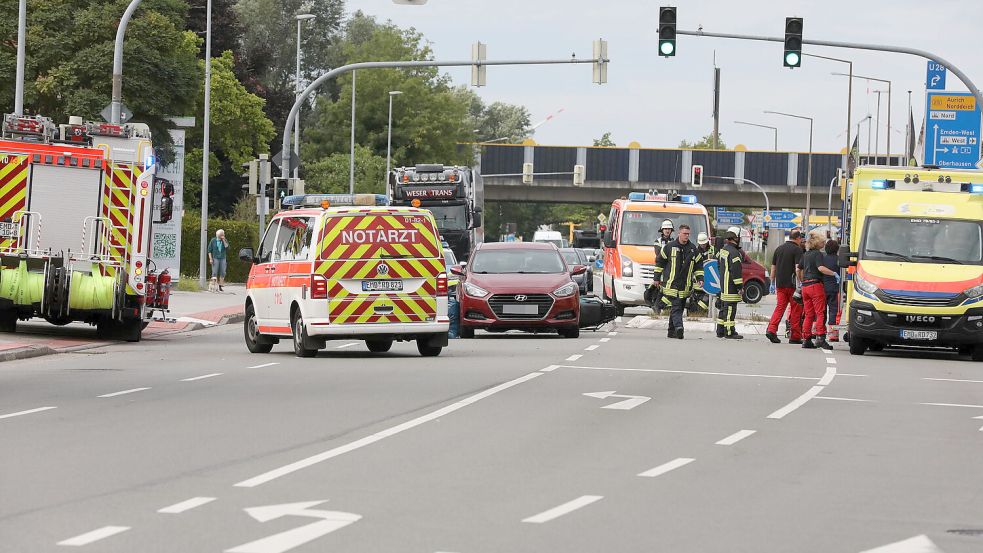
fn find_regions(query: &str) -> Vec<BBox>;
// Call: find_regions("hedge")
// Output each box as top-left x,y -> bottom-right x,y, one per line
181,218 -> 259,283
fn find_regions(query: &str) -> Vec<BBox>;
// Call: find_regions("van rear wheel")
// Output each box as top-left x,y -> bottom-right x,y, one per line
366,339 -> 393,353
291,311 -> 319,358
417,340 -> 442,357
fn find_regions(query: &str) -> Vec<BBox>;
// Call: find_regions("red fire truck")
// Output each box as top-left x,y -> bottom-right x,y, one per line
0,113 -> 172,341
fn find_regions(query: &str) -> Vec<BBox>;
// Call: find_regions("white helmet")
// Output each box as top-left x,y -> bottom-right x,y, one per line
727,226 -> 742,236
660,220 -> 674,231
697,232 -> 709,245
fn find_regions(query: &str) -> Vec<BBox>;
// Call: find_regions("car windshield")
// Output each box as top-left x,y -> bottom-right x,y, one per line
861,217 -> 983,265
619,211 -> 708,246
470,248 -> 566,274
559,250 -> 581,265
443,248 -> 457,267
426,205 -> 467,231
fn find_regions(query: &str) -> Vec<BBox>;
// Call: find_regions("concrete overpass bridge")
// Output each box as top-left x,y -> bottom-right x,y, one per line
478,142 -> 900,209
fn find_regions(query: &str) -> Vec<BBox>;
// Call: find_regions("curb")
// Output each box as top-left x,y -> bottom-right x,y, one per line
0,345 -> 58,363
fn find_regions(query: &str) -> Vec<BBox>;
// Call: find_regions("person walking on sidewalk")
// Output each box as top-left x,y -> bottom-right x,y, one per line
822,239 -> 842,342
765,230 -> 804,344
207,229 -> 229,292
654,224 -> 703,339
716,231 -> 744,339
800,233 -> 837,350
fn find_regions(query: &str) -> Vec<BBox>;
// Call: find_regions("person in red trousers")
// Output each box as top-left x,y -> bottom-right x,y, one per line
765,230 -> 804,344
799,232 -> 837,350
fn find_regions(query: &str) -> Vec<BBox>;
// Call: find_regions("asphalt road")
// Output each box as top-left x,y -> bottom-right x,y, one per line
2,321 -> 982,552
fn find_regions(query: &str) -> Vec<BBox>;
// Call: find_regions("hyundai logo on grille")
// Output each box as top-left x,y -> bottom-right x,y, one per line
514,295 -> 528,302
376,263 -> 390,275
905,315 -> 936,323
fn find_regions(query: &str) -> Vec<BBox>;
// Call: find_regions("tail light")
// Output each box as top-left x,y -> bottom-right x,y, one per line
436,273 -> 448,296
311,275 -> 328,299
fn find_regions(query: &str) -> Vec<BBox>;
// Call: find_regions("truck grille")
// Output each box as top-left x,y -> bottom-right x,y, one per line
876,290 -> 962,308
639,264 -> 656,280
488,294 -> 554,320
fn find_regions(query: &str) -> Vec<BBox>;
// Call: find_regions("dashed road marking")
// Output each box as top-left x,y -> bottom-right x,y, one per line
920,402 -> 983,409
540,365 -> 560,373
181,373 -> 223,382
599,338 -> 611,342
98,387 -> 150,398
566,354 -> 582,361
521,495 -> 603,524
57,526 -> 130,546
923,377 -> 983,384
715,429 -> 756,446
0,406 -> 57,420
639,457 -> 695,478
248,362 -> 279,369
821,349 -> 833,354
826,357 -> 837,364
584,345 -> 599,351
158,496 -> 217,514
608,331 -> 618,336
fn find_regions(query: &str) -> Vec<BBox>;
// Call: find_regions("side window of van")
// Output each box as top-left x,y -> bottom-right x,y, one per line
607,207 -> 620,243
257,220 -> 281,264
276,216 -> 315,261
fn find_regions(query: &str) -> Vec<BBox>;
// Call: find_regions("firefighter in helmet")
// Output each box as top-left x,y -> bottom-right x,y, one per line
716,231 -> 744,339
691,232 -> 713,312
654,224 -> 704,339
646,219 -> 676,311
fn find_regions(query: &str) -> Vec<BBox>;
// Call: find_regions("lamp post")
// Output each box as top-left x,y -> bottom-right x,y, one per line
734,121 -> 779,151
834,72 -> 892,164
198,0 -> 212,289
856,114 -> 872,162
349,70 -> 356,194
385,90 -> 403,181
764,110 -> 814,229
294,14 -> 316,181
804,54 -> 852,169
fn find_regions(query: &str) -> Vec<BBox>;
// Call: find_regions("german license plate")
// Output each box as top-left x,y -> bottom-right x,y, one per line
900,329 -> 938,340
503,304 -> 538,315
0,222 -> 17,238
362,280 -> 403,292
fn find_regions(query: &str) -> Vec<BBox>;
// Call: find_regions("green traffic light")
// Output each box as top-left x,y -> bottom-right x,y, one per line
784,51 -> 800,67
660,41 -> 675,56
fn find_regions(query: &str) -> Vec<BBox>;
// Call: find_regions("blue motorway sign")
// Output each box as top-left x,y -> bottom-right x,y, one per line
716,217 -> 745,225
766,221 -> 798,230
764,210 -> 797,221
702,259 -> 721,295
926,61 -> 946,91
715,209 -> 744,219
925,92 -> 981,169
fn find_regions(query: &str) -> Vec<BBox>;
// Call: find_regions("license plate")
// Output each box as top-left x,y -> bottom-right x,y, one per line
0,222 -> 17,238
503,304 -> 539,315
900,329 -> 938,340
362,280 -> 403,292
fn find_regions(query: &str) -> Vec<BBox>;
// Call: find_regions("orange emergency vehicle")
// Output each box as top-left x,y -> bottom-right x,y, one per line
601,192 -> 711,314
240,194 -> 450,357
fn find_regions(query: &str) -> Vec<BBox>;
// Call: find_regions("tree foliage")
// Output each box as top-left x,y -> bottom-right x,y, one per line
679,132 -> 728,150
485,202 -> 608,242
593,132 -> 616,147
304,144 -> 387,195
457,87 -> 533,143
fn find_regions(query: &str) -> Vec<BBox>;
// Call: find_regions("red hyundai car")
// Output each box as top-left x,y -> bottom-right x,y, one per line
452,242 -> 586,338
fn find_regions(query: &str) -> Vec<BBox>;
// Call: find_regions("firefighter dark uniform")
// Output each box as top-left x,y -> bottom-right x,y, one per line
716,232 -> 744,339
655,238 -> 704,339
650,221 -> 675,311
692,233 -> 715,312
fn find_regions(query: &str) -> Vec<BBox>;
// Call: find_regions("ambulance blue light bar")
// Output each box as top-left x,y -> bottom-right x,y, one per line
970,184 -> 983,194
626,192 -> 699,204
282,194 -> 389,208
870,179 -> 892,189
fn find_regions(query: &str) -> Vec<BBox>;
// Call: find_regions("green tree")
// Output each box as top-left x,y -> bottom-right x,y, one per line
679,132 -> 728,150
457,88 -> 532,143
304,145 -> 387,195
593,132 -> 616,147
0,0 -> 199,158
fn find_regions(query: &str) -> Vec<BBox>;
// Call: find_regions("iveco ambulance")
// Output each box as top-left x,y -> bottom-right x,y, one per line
240,194 -> 450,358
839,166 -> 983,360
601,192 -> 711,314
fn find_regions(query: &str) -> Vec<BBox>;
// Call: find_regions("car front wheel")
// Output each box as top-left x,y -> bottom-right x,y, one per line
742,281 -> 765,304
244,304 -> 274,354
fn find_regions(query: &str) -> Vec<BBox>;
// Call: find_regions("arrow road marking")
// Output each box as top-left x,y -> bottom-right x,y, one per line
975,415 -> 983,432
858,534 -> 944,553
582,390 -> 651,410
226,501 -> 361,553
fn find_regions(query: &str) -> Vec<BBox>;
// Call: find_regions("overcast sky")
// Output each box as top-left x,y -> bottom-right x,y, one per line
361,0 -> 982,155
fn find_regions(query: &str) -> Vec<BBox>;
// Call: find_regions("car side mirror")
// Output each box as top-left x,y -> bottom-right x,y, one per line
471,212 -> 483,229
602,229 -> 615,248
838,250 -> 858,268
239,247 -> 256,264
450,265 -> 466,276
587,255 -> 596,263
571,264 -> 588,276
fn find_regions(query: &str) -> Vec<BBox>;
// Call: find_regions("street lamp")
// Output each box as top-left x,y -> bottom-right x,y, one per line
804,54 -> 853,170
764,110 -> 814,229
294,14 -> 316,181
734,121 -> 779,151
833,72 -> 892,164
386,90 -> 403,182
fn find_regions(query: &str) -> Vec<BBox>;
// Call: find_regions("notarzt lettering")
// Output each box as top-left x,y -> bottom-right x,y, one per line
341,229 -> 420,244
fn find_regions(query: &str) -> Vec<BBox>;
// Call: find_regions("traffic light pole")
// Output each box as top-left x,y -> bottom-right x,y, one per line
677,29 -> 983,111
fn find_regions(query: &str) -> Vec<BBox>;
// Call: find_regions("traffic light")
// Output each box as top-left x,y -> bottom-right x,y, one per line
691,164 -> 704,188
573,164 -> 585,186
783,17 -> 803,68
522,162 -> 534,184
658,7 -> 677,57
762,230 -> 770,241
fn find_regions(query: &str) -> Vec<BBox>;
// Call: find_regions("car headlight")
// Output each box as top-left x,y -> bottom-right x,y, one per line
621,258 -> 633,277
854,272 -> 878,295
464,282 -> 489,298
553,282 -> 578,298
964,282 -> 983,299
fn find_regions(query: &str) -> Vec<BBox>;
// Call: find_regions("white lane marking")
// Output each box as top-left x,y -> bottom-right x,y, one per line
858,534 -> 943,553
975,415 -> 983,432
540,365 -> 560,373
599,338 -> 611,343
521,495 -> 603,524
181,373 -> 223,382
559,364 -> 818,381
57,526 -> 130,546
816,396 -> 874,403
767,386 -> 824,420
249,362 -> 280,369
821,349 -> 833,354
158,496 -> 217,514
638,457 -> 695,478
584,345 -> 599,351
817,366 -> 837,386
923,377 -> 983,384
227,501 -> 361,553
920,402 -> 983,409
565,354 -> 582,361
825,357 -> 837,364
335,342 -> 359,349
608,331 -> 618,336
839,373 -> 868,378
582,391 -> 651,410
236,372 -> 544,488
0,406 -> 57,420
98,387 -> 150,398
715,429 -> 756,446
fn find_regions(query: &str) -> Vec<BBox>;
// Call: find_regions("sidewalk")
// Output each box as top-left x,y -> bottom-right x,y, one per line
145,283 -> 247,334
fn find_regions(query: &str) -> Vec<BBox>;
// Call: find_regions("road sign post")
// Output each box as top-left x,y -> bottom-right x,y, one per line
924,92 -> 981,169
